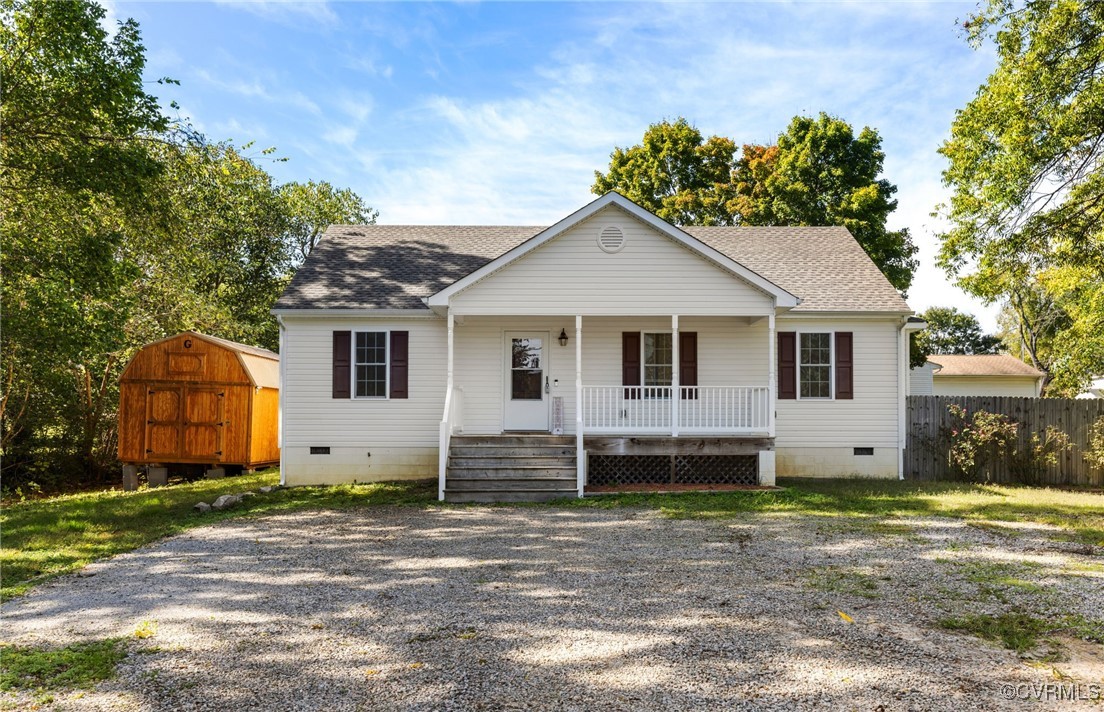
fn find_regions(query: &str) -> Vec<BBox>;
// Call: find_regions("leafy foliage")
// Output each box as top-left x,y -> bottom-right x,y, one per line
1010,425 -> 1073,479
1085,417 -> 1104,471
939,0 -> 1104,396
0,0 -> 374,492
592,118 -> 738,226
942,404 -> 1019,481
914,306 -> 1002,356
593,114 -> 917,291
737,113 -> 918,292
280,180 -> 378,265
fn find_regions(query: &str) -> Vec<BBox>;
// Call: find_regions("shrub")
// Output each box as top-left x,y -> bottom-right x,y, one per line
943,404 -> 1019,481
1010,426 -> 1073,481
1086,417 -> 1104,471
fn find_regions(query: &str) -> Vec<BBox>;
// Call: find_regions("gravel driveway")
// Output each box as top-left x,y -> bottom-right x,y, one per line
3,506 -> 1102,711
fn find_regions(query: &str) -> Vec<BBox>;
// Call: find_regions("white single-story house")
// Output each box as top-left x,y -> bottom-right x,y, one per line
910,354 -> 1044,397
272,193 -> 925,501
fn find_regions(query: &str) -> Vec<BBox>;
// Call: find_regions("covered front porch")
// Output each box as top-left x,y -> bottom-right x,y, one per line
437,313 -> 779,500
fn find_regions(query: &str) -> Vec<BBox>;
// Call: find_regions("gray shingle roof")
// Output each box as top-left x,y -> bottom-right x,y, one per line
274,224 -> 910,313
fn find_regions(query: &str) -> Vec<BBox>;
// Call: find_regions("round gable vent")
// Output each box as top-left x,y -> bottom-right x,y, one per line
597,225 -> 625,253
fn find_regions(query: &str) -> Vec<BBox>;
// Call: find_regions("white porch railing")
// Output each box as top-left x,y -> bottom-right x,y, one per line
438,385 -> 463,498
582,385 -> 769,434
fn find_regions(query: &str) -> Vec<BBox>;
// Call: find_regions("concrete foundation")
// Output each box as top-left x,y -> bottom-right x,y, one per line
121,465 -> 139,491
146,466 -> 168,487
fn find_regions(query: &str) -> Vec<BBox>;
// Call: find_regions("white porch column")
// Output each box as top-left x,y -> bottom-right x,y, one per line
671,314 -> 679,437
575,315 -> 584,498
767,313 -> 776,438
447,310 -> 455,387
438,310 -> 455,501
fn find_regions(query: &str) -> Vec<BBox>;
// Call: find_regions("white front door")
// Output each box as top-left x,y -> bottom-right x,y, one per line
503,332 -> 549,431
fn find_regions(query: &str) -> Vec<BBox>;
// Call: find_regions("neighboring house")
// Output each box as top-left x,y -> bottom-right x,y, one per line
915,354 -> 1045,397
908,361 -> 939,396
1076,377 -> 1104,399
272,193 -> 924,500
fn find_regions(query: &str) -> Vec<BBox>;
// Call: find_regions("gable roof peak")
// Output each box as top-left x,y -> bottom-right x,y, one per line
424,192 -> 800,308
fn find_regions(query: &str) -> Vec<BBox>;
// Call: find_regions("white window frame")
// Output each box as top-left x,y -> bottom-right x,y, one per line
640,331 -> 674,398
352,329 -> 390,400
796,330 -> 834,401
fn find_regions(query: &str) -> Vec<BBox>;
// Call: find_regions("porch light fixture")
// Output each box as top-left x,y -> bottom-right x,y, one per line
558,328 -> 569,347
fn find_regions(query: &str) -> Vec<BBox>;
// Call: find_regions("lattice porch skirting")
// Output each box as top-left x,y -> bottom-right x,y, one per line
587,454 -> 760,487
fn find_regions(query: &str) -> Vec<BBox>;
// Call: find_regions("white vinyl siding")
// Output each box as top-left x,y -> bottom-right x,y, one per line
282,316 -> 445,449
449,206 -> 774,316
909,363 -> 937,396
455,316 -> 770,434
933,376 -> 1041,397
775,317 -> 900,449
281,312 -> 902,481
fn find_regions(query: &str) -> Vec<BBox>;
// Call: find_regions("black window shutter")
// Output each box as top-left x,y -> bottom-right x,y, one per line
835,332 -> 853,400
622,332 -> 641,400
679,331 -> 698,400
390,331 -> 409,399
778,332 -> 796,400
332,331 -> 351,399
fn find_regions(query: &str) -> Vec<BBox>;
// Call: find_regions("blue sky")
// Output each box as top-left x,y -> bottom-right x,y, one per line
110,0 -> 1000,327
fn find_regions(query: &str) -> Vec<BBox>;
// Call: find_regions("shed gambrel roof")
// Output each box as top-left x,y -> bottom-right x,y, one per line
123,331 -> 280,389
275,220 -> 910,314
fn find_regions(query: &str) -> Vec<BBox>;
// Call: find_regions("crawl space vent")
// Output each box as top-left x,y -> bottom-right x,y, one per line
597,225 -> 625,253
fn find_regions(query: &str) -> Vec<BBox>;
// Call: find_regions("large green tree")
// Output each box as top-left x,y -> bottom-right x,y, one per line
280,180 -> 378,265
593,114 -> 917,292
939,0 -> 1104,395
1,0 -> 376,490
592,118 -> 738,226
737,114 -> 918,293
1,0 -> 176,483
914,306 -> 1002,356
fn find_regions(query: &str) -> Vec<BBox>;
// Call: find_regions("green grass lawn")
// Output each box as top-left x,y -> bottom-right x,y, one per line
571,478 -> 1104,547
0,471 -> 436,600
3,474 -> 1102,602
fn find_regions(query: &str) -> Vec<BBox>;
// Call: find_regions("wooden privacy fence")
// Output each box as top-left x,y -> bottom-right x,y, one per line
904,395 -> 1104,485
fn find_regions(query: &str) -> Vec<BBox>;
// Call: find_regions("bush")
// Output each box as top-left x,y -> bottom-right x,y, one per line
1086,416 -> 1104,471
943,404 -> 1019,481
1010,425 -> 1073,481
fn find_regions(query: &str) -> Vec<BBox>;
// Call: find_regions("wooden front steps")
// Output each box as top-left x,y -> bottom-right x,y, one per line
444,435 -> 578,503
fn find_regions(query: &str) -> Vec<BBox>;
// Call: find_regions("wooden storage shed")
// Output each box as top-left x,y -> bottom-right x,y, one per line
118,332 -> 280,471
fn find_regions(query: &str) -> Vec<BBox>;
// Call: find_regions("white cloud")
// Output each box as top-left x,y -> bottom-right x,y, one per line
193,69 -> 322,116
212,0 -> 338,27
344,56 -> 394,79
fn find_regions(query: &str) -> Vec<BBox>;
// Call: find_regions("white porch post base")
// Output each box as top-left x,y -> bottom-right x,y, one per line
758,450 -> 776,486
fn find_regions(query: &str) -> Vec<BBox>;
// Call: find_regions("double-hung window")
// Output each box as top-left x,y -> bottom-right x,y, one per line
799,332 -> 832,398
643,332 -> 672,398
354,331 -> 388,398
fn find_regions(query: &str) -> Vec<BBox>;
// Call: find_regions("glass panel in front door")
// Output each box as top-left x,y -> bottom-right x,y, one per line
511,337 -> 543,400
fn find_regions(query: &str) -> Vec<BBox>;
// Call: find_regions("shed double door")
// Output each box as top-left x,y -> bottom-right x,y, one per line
145,386 -> 224,461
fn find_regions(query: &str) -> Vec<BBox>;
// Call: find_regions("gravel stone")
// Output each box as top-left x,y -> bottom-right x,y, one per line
3,507 -> 1101,711
193,502 -> 212,513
